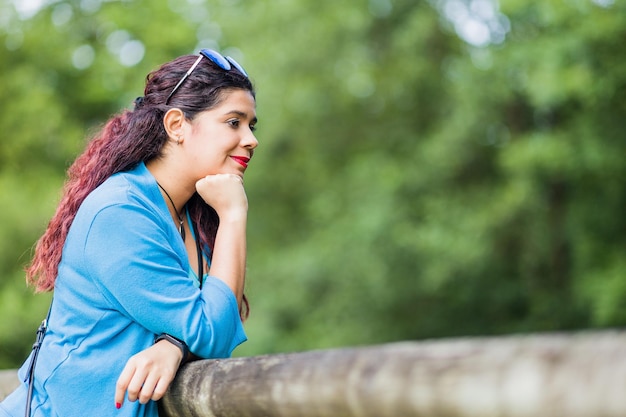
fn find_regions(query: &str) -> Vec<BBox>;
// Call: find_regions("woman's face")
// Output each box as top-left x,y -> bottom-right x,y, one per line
183,88 -> 258,180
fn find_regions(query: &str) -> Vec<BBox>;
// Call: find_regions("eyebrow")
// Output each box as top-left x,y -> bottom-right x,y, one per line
226,110 -> 258,124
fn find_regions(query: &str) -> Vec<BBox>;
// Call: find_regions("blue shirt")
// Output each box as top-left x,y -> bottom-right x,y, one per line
0,162 -> 247,417
186,207 -> 211,288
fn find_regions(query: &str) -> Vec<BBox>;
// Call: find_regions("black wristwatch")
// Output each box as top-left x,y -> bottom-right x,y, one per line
154,333 -> 189,361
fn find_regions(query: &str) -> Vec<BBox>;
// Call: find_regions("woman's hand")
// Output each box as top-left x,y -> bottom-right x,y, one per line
114,339 -> 183,408
195,173 -> 248,308
195,174 -> 248,221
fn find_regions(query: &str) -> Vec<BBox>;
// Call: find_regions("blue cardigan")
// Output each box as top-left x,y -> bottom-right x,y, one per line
0,162 -> 246,417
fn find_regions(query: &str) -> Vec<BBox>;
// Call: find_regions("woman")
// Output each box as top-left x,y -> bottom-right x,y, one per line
0,48 -> 258,416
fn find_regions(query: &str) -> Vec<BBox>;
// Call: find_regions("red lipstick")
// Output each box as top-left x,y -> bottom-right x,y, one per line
231,156 -> 250,168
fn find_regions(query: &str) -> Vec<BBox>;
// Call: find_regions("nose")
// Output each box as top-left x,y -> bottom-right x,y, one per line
242,128 -> 258,150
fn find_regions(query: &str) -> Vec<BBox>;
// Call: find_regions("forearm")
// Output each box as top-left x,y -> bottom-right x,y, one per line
208,215 -> 247,309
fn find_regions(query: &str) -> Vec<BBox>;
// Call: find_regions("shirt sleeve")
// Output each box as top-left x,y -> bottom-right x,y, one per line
82,200 -> 247,358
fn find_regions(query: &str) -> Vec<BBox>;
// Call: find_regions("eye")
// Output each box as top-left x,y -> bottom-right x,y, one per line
227,119 -> 240,128
250,123 -> 257,132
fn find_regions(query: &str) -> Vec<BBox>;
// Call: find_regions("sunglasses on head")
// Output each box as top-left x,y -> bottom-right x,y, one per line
165,49 -> 249,105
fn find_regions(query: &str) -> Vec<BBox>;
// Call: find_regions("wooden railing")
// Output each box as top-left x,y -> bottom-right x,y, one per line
3,331 -> 626,416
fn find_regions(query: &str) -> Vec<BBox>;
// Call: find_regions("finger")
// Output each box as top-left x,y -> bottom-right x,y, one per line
151,375 -> 173,401
115,361 -> 137,407
138,373 -> 160,404
126,366 -> 149,402
201,173 -> 243,183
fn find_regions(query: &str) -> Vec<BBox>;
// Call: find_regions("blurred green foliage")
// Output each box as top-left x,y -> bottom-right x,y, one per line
0,0 -> 624,367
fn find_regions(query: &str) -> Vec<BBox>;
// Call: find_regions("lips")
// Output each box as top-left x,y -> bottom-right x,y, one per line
230,155 -> 251,168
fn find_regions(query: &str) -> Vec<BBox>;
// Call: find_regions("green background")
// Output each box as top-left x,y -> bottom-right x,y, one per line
0,0 -> 624,368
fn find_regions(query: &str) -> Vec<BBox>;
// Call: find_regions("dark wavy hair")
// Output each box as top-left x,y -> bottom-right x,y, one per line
26,52 -> 255,319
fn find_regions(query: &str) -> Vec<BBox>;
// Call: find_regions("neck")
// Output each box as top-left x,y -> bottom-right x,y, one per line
145,159 -> 195,242
156,181 -> 186,241
157,182 -> 182,219
145,159 -> 194,213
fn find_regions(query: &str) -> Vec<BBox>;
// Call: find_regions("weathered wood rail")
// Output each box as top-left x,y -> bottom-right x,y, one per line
3,331 -> 626,416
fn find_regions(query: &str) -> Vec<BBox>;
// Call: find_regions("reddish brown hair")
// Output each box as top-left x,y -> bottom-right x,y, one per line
26,53 -> 254,319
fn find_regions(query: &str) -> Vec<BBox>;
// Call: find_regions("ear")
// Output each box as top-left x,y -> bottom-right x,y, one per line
163,108 -> 186,141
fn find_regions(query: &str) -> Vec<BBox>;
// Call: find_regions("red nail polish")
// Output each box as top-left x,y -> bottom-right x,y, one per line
116,402 -> 122,409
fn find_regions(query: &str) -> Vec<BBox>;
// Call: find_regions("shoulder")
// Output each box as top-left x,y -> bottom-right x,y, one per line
80,163 -> 162,217
66,163 -> 170,244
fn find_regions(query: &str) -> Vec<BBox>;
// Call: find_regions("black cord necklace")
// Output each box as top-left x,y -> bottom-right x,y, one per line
156,181 -> 185,241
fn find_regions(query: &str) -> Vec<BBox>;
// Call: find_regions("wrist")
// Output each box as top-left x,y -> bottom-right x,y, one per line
154,333 -> 189,363
218,210 -> 248,224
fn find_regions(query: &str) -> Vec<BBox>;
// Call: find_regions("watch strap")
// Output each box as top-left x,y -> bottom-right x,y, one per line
154,333 -> 189,361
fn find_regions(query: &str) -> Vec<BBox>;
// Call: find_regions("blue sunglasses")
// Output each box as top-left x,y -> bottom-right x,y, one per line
165,48 -> 249,105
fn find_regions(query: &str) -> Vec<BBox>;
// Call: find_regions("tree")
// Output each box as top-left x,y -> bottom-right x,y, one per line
0,0 -> 624,368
